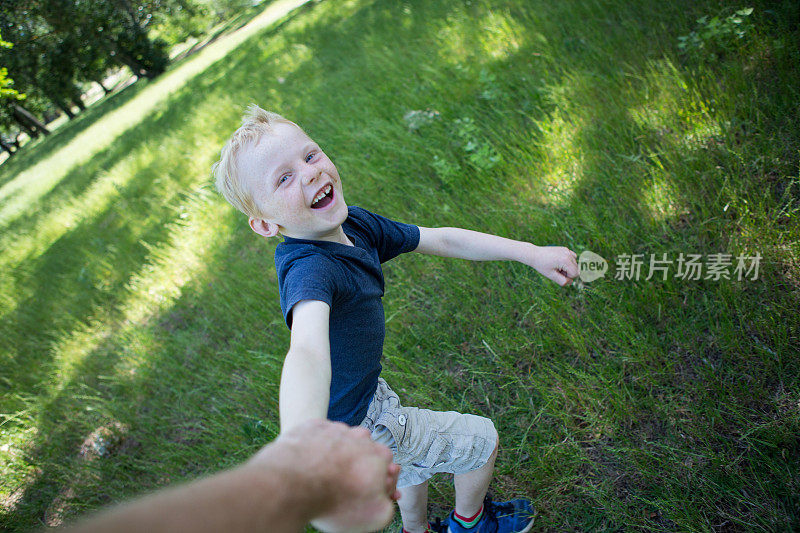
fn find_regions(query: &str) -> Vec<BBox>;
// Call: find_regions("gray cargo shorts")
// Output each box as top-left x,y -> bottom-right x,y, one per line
359,377 -> 498,488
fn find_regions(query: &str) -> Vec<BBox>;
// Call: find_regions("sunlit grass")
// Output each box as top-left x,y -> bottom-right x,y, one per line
531,110 -> 585,207
51,188 -> 222,387
1,0 -> 799,530
0,0 -> 310,228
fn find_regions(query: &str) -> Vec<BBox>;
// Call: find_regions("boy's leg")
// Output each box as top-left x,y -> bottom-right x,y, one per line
397,479 -> 429,533
453,435 -> 499,518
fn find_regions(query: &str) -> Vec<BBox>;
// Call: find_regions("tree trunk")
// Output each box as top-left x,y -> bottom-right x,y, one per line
71,97 -> 86,111
0,138 -> 15,157
110,42 -> 150,78
96,79 -> 111,94
12,115 -> 38,139
99,35 -> 157,79
13,104 -> 50,135
53,98 -> 76,119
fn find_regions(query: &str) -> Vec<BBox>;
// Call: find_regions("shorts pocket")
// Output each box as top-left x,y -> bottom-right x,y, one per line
411,433 -> 452,469
373,407 -> 409,459
375,407 -> 455,469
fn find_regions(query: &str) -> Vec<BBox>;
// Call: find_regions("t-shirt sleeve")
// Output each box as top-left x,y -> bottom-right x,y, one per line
353,207 -> 420,263
278,255 -> 336,329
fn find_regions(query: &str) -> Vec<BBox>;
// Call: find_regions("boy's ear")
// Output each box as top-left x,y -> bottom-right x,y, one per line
249,217 -> 280,238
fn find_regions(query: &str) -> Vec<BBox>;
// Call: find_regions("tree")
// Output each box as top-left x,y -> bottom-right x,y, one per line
0,4 -> 78,125
0,30 -> 31,157
0,31 -> 23,102
45,0 -> 171,79
0,0 -> 172,106
0,0 -> 221,156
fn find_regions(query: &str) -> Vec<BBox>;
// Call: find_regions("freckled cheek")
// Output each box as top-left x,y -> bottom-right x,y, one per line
279,191 -> 305,212
275,196 -> 293,212
254,192 -> 272,216
322,158 -> 339,180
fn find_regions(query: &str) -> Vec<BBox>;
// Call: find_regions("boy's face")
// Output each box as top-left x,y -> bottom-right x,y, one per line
241,122 -> 348,241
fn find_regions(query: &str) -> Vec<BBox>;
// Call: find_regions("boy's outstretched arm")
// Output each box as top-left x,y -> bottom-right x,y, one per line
415,226 -> 579,286
279,299 -> 332,433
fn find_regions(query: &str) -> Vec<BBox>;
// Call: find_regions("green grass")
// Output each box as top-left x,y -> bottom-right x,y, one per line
1,0 -> 798,530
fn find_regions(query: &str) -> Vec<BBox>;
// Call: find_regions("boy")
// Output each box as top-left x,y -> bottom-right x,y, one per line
212,105 -> 579,533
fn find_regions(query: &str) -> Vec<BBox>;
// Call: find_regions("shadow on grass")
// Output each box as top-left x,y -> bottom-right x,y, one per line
8,15 -> 259,179
2,0 -> 799,530
0,24 -> 300,401
0,213 -> 277,530
0,0 -> 282,193
0,1 -> 321,419
0,2 -> 312,237
0,211 -> 284,529
168,2 -> 278,67
0,81 -> 148,191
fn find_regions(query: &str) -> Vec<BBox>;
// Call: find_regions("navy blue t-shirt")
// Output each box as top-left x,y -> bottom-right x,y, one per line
274,206 -> 420,426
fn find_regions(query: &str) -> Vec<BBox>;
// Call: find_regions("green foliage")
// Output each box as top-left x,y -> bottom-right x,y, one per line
431,154 -> 461,186
678,7 -> 754,58
240,419 -> 272,445
0,0 -> 208,132
0,68 -> 25,101
0,0 -> 798,530
478,68 -> 504,101
206,0 -> 257,20
0,31 -> 24,102
403,108 -> 440,132
453,116 -> 502,172
429,115 -> 502,188
149,0 -> 214,46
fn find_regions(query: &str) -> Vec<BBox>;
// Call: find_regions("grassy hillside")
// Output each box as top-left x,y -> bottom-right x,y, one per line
1,0 -> 798,530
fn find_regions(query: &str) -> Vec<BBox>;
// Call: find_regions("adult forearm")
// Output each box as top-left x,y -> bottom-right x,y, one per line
437,227 -> 536,262
279,347 -> 331,433
63,462 -> 310,533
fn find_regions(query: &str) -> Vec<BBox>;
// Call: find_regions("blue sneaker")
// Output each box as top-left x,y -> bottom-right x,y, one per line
447,496 -> 535,533
430,516 -> 450,533
398,516 -> 450,533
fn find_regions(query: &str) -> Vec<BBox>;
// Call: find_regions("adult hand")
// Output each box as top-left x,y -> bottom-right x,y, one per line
62,419 -> 399,533
250,419 -> 400,532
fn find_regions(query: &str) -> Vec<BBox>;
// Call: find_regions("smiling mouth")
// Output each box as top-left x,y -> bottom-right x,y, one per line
311,184 -> 334,209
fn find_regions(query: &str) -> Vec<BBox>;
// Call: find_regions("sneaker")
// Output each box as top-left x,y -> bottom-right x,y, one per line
429,516 -> 449,533
399,517 -> 450,533
447,496 -> 535,533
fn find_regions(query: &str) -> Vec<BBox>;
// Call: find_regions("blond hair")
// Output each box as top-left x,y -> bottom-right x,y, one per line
212,104 -> 294,218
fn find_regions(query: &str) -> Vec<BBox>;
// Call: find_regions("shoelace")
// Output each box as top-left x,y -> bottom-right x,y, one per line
482,494 -> 527,531
430,517 -> 446,533
486,499 -> 517,515
480,495 -> 502,530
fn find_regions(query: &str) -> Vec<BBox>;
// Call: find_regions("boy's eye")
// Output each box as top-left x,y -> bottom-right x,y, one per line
305,152 -> 316,163
278,173 -> 290,184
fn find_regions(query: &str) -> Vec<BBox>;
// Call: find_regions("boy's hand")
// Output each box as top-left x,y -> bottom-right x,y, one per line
522,245 -> 579,286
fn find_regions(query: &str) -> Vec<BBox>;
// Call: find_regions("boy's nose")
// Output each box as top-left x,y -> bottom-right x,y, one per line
301,165 -> 321,185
